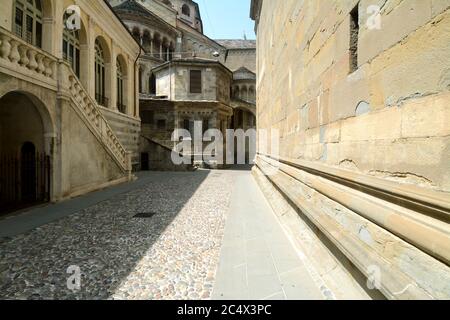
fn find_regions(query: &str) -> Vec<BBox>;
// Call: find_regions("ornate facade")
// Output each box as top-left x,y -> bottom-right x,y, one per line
109,0 -> 256,169
0,0 -> 141,212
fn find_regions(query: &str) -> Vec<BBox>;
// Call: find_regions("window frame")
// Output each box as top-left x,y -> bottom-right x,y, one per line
95,40 -> 107,106
14,0 -> 43,48
63,13 -> 81,78
189,69 -> 202,94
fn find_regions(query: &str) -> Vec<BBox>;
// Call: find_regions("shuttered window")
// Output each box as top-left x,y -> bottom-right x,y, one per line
190,70 -> 202,93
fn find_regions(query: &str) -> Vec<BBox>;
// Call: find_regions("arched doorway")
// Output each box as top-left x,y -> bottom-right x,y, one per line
0,92 -> 51,214
21,142 -> 37,202
149,73 -> 156,95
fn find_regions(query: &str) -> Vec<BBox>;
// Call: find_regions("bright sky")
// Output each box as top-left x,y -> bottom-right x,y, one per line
198,0 -> 256,40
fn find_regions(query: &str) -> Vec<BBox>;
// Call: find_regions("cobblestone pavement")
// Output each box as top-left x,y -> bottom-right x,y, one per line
0,170 -> 233,300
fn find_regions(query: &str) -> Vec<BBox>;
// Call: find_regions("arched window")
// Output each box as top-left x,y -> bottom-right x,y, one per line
14,0 -> 43,47
249,86 -> 255,102
117,58 -> 125,113
139,68 -> 143,93
234,86 -> 240,99
95,40 -> 107,106
149,73 -> 156,95
132,28 -> 141,44
63,13 -> 80,78
241,86 -> 248,102
181,4 -> 191,17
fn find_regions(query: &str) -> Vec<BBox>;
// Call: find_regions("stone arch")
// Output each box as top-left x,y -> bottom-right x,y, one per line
0,90 -> 55,207
241,85 -> 248,101
181,4 -> 191,17
131,26 -> 141,43
234,86 -> 240,99
248,85 -> 255,102
94,36 -> 111,63
153,33 -> 162,59
94,36 -> 112,107
142,29 -> 152,52
116,54 -> 128,114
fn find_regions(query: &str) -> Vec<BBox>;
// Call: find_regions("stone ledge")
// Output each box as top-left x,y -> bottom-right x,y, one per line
255,156 -> 450,299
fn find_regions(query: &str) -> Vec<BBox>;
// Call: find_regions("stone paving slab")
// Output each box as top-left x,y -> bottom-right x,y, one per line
212,171 -> 324,300
0,173 -> 159,239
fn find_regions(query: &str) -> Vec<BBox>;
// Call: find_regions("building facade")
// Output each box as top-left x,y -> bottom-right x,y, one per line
251,0 -> 450,299
0,0 -> 141,213
109,0 -> 256,169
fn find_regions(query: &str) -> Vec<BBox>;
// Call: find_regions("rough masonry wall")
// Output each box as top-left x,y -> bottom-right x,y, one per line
100,107 -> 141,169
61,102 -> 125,199
225,49 -> 257,73
256,0 -> 450,192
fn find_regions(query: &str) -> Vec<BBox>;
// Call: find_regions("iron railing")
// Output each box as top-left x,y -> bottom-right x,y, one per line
0,153 -> 50,214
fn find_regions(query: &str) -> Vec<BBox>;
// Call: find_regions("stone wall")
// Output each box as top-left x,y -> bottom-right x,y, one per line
225,49 -> 257,73
100,107 -> 141,170
153,61 -> 232,104
254,0 -> 450,191
251,0 -> 450,299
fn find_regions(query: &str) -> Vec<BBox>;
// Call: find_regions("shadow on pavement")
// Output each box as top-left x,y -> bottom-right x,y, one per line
0,170 -> 210,299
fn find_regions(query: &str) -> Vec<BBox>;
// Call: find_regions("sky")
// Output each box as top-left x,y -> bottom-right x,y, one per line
197,0 -> 256,40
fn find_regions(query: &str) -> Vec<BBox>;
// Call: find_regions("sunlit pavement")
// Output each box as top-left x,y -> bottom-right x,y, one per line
0,168 -> 323,300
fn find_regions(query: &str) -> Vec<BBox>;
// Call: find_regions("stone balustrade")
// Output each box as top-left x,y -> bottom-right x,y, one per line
0,27 -> 57,87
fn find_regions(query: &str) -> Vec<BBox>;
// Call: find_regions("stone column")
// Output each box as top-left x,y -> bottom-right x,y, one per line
42,17 -> 55,55
175,36 -> 182,59
88,17 -> 96,98
150,37 -> 153,56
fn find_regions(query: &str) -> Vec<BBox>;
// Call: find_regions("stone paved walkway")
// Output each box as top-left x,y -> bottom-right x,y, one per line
0,168 -> 324,300
0,171 -> 231,300
213,170 -> 324,300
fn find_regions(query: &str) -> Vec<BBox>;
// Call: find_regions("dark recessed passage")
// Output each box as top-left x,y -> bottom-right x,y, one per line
133,212 -> 157,218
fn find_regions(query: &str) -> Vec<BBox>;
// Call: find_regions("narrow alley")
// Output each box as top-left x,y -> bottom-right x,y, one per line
0,168 -> 324,300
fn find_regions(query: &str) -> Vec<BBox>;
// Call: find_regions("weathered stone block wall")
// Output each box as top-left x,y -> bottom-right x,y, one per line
155,63 -> 232,104
225,49 -> 257,73
173,66 -> 218,101
60,100 -> 125,199
100,107 -> 141,168
256,0 -> 450,192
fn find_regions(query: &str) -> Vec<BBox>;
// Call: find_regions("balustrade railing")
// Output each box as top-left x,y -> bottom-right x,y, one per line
0,27 -> 57,86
